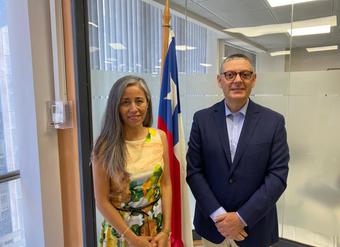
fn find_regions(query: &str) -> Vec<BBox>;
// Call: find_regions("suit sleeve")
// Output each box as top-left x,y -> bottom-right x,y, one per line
238,116 -> 289,228
186,113 -> 222,218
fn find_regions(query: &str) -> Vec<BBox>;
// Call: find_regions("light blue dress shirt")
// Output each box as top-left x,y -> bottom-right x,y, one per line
210,99 -> 249,226
225,102 -> 248,162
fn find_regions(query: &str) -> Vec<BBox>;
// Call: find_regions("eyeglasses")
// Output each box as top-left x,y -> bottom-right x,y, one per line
221,71 -> 254,81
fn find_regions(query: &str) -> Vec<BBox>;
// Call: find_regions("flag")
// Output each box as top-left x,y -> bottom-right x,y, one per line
158,31 -> 193,247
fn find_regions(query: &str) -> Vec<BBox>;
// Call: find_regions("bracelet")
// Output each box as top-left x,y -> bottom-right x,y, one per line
120,226 -> 129,240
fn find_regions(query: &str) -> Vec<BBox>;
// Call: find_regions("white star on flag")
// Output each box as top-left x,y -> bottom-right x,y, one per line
164,77 -> 178,115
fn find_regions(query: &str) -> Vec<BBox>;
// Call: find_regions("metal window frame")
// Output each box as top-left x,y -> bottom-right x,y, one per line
71,0 -> 97,246
0,170 -> 20,184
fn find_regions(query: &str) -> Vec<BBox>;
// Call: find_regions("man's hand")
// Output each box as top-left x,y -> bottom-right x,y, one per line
215,212 -> 248,241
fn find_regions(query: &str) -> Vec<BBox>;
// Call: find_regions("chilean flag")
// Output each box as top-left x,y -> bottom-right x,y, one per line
158,32 -> 193,247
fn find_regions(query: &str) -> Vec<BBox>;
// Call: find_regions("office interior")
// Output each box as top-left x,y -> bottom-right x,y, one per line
0,0 -> 339,246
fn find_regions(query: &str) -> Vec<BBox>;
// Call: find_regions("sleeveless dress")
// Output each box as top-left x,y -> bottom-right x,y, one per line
99,128 -> 164,247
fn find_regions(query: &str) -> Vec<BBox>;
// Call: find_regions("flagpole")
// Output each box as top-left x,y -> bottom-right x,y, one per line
161,0 -> 170,81
159,2 -> 193,247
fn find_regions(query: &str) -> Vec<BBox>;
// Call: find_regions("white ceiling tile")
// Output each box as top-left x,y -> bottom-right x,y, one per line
219,9 -> 277,27
197,0 -> 268,13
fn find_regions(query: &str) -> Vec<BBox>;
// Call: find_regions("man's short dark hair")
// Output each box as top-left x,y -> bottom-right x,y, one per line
220,53 -> 254,73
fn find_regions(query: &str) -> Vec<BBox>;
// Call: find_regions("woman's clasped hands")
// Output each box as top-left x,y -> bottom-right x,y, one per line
128,231 -> 170,247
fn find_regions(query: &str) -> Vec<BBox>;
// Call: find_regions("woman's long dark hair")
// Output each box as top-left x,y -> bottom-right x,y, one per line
92,75 -> 153,180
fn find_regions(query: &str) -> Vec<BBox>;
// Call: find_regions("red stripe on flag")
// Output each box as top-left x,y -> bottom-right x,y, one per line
158,117 -> 184,247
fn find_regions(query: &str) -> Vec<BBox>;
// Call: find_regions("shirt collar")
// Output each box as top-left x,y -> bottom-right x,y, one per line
224,99 -> 249,117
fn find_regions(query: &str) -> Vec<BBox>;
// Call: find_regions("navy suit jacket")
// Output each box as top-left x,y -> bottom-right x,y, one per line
186,99 -> 289,247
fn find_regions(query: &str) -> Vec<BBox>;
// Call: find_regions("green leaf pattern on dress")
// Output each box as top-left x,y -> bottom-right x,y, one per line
99,128 -> 164,247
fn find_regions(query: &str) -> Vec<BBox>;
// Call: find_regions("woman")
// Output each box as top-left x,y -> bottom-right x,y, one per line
92,75 -> 172,247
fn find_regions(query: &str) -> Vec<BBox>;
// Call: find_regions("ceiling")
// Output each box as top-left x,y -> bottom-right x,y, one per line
159,0 -> 340,52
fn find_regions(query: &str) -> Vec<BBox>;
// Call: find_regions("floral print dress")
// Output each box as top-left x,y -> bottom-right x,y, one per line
99,128 -> 164,247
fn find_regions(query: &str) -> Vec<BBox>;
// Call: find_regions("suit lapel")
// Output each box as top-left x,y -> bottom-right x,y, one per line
230,100 -> 261,173
212,100 -> 232,167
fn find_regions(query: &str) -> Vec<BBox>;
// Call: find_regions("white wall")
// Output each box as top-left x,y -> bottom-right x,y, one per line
290,48 -> 340,71
256,52 -> 286,73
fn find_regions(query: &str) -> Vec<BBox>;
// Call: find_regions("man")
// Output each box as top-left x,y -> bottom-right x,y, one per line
186,54 -> 289,247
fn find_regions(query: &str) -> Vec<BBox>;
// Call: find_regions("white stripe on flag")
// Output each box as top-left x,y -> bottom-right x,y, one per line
174,113 -> 193,247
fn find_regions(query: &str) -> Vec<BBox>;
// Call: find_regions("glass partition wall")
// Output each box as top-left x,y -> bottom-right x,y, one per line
86,0 -> 340,246
282,1 -> 340,246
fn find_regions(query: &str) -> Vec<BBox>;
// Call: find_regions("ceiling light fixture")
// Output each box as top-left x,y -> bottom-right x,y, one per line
270,51 -> 291,56
88,21 -> 99,28
109,43 -> 127,50
224,15 -> 336,37
306,45 -> 338,52
89,46 -> 99,53
176,45 -> 197,51
199,63 -> 212,67
288,25 -> 331,36
267,0 -> 318,7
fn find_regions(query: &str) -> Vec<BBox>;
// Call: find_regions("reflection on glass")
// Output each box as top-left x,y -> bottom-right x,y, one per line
87,0 -> 340,246
87,0 -> 207,74
0,1 -> 26,246
0,3 -> 18,176
0,179 -> 25,246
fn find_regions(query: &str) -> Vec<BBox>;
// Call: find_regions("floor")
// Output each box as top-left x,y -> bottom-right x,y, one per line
193,238 -> 314,247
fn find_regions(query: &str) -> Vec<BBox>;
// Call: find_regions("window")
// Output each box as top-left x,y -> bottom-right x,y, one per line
0,1 -> 25,246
